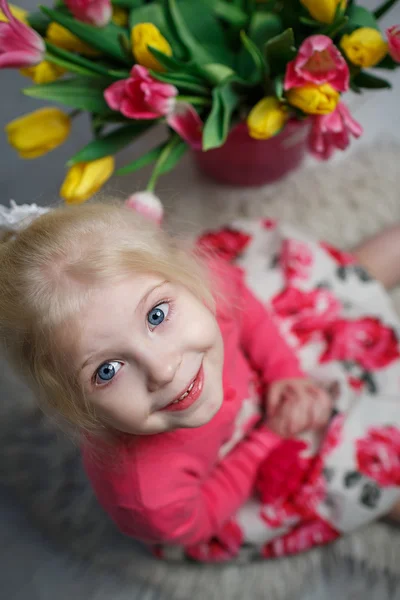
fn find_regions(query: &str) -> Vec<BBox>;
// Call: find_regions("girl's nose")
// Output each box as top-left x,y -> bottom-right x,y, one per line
142,348 -> 182,392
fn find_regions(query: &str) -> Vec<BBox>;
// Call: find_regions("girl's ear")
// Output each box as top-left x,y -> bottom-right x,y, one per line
124,191 -> 164,226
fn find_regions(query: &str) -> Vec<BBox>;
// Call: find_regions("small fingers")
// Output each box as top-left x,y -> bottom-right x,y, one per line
268,381 -> 286,418
310,389 -> 333,430
278,392 -> 308,437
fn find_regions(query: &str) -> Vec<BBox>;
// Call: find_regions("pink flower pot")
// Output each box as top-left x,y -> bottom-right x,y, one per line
193,119 -> 310,187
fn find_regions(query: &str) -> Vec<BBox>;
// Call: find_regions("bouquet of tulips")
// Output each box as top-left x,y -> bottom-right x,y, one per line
2,0 -> 400,207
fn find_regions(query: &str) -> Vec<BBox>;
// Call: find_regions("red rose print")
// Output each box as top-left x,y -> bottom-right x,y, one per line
262,518 -> 339,558
260,501 -> 299,529
197,227 -> 252,262
293,471 -> 326,519
349,376 -> 364,392
259,441 -> 327,525
262,218 -> 277,229
256,439 -> 309,505
280,239 -> 313,284
320,241 -> 356,267
272,286 -> 341,344
185,519 -> 243,562
321,317 -> 400,371
356,425 -> 400,487
321,414 -> 345,458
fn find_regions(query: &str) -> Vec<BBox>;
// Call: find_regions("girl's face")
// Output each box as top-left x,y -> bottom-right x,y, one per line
75,274 -> 224,435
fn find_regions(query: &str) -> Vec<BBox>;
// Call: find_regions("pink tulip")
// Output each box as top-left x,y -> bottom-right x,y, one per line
166,102 -> 203,150
65,0 -> 112,27
387,25 -> 400,63
125,191 -> 164,225
0,0 -> 44,69
104,65 -> 178,120
284,35 -> 349,92
309,102 -> 363,160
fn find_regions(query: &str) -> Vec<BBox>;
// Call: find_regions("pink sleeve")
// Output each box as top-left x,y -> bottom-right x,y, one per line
103,426 -> 280,547
237,270 -> 305,383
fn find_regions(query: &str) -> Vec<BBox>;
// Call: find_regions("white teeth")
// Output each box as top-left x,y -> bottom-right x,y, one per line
174,380 -> 195,403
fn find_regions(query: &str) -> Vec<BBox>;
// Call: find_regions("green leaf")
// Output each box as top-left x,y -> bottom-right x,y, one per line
45,53 -> 98,77
249,11 -> 283,48
178,0 -> 233,65
346,5 -> 380,30
239,30 -> 267,83
151,71 -> 210,95
299,16 -> 321,27
147,134 -> 187,190
147,46 -> 192,72
264,28 -> 296,76
273,74 -> 284,99
321,15 -> 349,39
374,0 -> 400,20
375,54 -> 399,70
112,0 -> 144,7
280,0 -> 302,29
199,63 -> 236,86
352,71 -> 392,89
27,10 -> 50,35
163,0 -> 213,64
23,77 -> 113,114
202,81 -> 240,150
40,6 -> 131,63
116,143 -> 166,176
231,0 -> 256,13
213,1 -> 248,27
45,42 -> 130,80
158,138 -> 188,174
67,122 -> 154,165
350,80 -> 362,93
129,3 -> 166,31
129,2 -> 185,59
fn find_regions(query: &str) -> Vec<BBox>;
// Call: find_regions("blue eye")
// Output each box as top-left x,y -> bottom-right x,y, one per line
147,302 -> 169,328
95,361 -> 122,384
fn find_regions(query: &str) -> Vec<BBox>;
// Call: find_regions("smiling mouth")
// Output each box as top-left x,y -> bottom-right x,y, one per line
161,365 -> 204,413
172,380 -> 196,403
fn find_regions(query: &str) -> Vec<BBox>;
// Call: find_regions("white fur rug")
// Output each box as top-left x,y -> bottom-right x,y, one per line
2,141 -> 400,600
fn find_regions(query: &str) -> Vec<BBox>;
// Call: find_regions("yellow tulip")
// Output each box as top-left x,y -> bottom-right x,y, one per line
112,6 -> 129,27
20,60 -> 65,84
247,97 -> 288,140
300,0 -> 346,24
5,108 -> 71,159
0,3 -> 28,24
286,83 -> 339,115
341,27 -> 388,67
60,157 -> 115,205
46,22 -> 99,57
131,23 -> 172,72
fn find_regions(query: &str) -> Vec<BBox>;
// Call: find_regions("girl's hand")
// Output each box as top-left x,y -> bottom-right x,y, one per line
266,378 -> 332,438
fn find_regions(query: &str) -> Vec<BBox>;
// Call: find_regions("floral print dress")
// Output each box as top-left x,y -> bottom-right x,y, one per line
186,218 -> 400,562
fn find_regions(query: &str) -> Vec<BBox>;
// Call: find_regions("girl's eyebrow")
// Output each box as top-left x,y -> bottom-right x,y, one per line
80,280 -> 168,372
135,280 -> 168,315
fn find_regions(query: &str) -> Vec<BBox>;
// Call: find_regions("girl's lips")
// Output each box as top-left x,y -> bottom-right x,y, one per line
161,365 -> 204,412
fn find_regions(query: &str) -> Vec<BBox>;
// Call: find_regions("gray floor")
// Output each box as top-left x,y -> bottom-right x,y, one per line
2,0 -> 400,598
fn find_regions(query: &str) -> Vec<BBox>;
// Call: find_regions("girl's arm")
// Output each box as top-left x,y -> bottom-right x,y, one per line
83,425 -> 281,547
237,270 -> 305,384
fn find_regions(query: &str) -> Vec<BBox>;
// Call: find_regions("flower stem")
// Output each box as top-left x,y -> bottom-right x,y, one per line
176,95 -> 211,106
146,135 -> 180,192
374,0 -> 400,19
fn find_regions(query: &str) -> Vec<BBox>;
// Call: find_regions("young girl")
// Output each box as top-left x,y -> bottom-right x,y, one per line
2,199 -> 400,563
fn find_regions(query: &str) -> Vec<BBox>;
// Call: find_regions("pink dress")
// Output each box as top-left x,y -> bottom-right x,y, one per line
83,219 -> 400,562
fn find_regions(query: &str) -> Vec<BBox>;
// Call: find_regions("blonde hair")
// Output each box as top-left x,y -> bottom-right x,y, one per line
0,200 -> 213,436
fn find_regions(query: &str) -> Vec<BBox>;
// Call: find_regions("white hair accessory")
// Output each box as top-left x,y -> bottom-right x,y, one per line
0,200 -> 50,234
